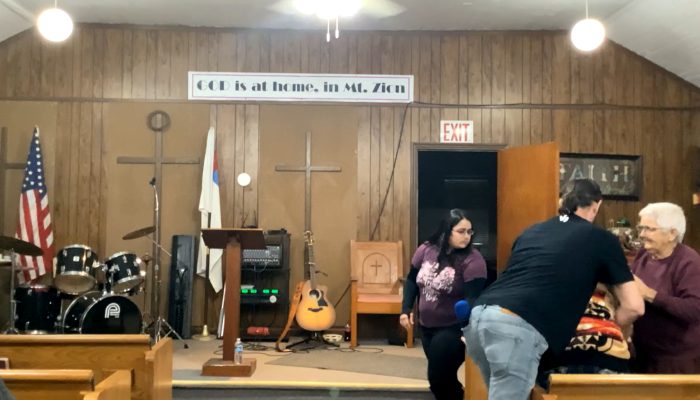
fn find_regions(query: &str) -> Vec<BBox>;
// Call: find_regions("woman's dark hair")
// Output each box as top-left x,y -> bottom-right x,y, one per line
559,178 -> 603,215
426,209 -> 473,273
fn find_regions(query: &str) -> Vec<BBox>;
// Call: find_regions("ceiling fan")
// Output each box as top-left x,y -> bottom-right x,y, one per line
268,0 -> 406,41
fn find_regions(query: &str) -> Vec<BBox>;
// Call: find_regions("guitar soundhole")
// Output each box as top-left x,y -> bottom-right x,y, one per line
308,289 -> 321,300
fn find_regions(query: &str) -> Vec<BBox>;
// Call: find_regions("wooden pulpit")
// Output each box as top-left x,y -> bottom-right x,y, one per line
200,228 -> 266,377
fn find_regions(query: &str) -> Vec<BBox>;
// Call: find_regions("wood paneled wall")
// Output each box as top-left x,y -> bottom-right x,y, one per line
1,25 -> 699,332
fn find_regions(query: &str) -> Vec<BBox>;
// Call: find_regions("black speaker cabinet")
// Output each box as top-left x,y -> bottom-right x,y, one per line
167,235 -> 196,339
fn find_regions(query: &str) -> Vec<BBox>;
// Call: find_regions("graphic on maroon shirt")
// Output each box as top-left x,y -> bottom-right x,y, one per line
417,261 -> 457,302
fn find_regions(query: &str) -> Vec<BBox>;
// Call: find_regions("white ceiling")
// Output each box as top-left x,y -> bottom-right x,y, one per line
1,0 -> 699,88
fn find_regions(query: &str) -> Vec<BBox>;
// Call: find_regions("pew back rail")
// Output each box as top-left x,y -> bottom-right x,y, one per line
532,374 -> 700,400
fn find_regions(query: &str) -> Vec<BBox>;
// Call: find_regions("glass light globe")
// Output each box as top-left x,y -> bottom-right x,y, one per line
338,0 -> 361,16
237,173 -> 251,187
38,8 -> 73,42
294,0 -> 318,14
316,2 -> 339,20
571,19 -> 605,51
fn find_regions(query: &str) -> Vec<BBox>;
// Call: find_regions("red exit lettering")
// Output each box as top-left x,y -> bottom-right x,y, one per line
441,122 -> 472,143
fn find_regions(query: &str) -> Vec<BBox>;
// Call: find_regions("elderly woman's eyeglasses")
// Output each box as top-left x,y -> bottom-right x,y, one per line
636,225 -> 666,233
453,228 -> 475,236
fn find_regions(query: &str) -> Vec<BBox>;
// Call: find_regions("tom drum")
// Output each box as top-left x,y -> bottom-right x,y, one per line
103,252 -> 143,294
54,245 -> 100,294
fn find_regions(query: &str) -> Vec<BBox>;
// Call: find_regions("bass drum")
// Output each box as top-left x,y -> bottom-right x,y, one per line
62,291 -> 142,334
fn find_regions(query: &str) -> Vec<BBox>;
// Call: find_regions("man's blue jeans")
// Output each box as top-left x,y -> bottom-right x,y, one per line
463,305 -> 549,400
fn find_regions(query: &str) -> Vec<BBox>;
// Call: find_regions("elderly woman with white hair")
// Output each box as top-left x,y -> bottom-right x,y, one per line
630,202 -> 700,374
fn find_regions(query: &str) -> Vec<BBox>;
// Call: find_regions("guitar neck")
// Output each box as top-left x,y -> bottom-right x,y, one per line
307,242 -> 316,289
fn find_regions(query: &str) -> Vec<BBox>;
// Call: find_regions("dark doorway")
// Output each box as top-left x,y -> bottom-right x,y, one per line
416,150 -> 498,286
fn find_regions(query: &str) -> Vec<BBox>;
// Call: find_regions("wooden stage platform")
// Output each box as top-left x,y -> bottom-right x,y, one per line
172,338 -> 455,391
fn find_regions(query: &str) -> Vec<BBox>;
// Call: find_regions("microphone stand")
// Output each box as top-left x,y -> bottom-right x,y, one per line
147,178 -> 188,349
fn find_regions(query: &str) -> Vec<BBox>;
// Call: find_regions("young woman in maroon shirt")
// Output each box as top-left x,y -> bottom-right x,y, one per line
400,209 -> 488,400
631,202 -> 700,374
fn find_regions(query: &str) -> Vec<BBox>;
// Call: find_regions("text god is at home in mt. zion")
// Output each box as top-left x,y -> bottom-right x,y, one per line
188,72 -> 414,103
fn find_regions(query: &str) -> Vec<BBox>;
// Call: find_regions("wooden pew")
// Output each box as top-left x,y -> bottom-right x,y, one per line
0,335 -> 172,400
85,370 -> 132,400
530,374 -> 700,400
464,355 -> 488,400
0,369 -> 131,400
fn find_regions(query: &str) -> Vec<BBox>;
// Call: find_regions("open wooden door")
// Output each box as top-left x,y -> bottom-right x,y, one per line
496,142 -> 560,273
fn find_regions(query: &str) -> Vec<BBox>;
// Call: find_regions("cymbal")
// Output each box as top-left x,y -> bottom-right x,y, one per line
123,226 -> 156,241
0,236 -> 44,257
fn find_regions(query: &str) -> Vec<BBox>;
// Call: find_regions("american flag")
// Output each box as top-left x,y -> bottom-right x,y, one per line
15,126 -> 54,284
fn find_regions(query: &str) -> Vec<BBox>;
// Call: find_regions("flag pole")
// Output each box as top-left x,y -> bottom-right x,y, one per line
193,215 -> 214,341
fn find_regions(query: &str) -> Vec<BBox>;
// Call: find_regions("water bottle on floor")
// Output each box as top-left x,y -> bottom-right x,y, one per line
234,338 -> 243,365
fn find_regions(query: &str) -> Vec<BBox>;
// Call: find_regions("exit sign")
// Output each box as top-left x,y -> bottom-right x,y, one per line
440,120 -> 473,143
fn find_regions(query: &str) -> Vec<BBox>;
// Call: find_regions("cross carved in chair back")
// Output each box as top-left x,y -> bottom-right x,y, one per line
350,241 -> 403,295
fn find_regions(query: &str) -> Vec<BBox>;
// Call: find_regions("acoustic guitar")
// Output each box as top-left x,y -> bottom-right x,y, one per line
295,231 -> 336,332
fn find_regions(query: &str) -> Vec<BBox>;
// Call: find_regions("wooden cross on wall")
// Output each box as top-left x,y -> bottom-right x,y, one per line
116,111 -> 200,239
0,127 -> 26,234
275,131 -> 341,279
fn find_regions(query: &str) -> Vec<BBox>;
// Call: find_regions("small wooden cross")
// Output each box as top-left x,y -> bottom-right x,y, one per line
370,260 -> 383,276
0,127 -> 26,234
116,111 -> 200,238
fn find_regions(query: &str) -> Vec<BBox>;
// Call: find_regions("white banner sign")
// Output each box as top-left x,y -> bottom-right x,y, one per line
188,72 -> 413,103
440,120 -> 474,143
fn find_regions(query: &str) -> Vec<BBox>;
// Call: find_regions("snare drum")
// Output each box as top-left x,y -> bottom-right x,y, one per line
54,245 -> 100,294
104,252 -> 143,294
14,285 -> 61,334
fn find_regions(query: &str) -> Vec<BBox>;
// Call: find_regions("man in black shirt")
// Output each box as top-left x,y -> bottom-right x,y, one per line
463,179 -> 644,400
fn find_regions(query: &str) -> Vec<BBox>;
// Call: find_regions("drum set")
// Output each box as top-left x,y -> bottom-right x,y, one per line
1,230 -> 155,336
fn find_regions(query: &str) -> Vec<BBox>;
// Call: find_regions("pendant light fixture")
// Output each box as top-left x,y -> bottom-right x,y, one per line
38,0 -> 73,42
571,0 -> 605,51
294,0 -> 361,42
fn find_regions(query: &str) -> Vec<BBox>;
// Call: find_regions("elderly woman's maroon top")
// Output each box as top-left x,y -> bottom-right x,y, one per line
631,244 -> 700,373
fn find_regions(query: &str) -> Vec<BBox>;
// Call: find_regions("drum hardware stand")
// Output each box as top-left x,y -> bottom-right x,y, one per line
145,178 -> 188,349
0,236 -> 44,335
138,254 -> 154,330
1,250 -> 19,335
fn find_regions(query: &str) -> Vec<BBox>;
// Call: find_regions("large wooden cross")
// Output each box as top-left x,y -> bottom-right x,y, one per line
275,131 -> 341,278
0,127 -> 26,234
117,112 -> 200,223
116,111 -> 200,315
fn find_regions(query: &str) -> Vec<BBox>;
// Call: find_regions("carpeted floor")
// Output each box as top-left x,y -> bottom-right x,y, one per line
174,388 -> 433,400
173,339 -> 446,387
266,350 -> 428,381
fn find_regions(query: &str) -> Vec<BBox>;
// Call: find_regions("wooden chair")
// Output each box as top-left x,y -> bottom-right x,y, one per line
349,240 -> 413,349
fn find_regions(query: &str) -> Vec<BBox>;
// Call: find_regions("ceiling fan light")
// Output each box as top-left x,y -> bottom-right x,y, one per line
37,8 -> 73,42
316,2 -> 339,20
294,0 -> 317,14
338,0 -> 362,16
571,18 -> 605,51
